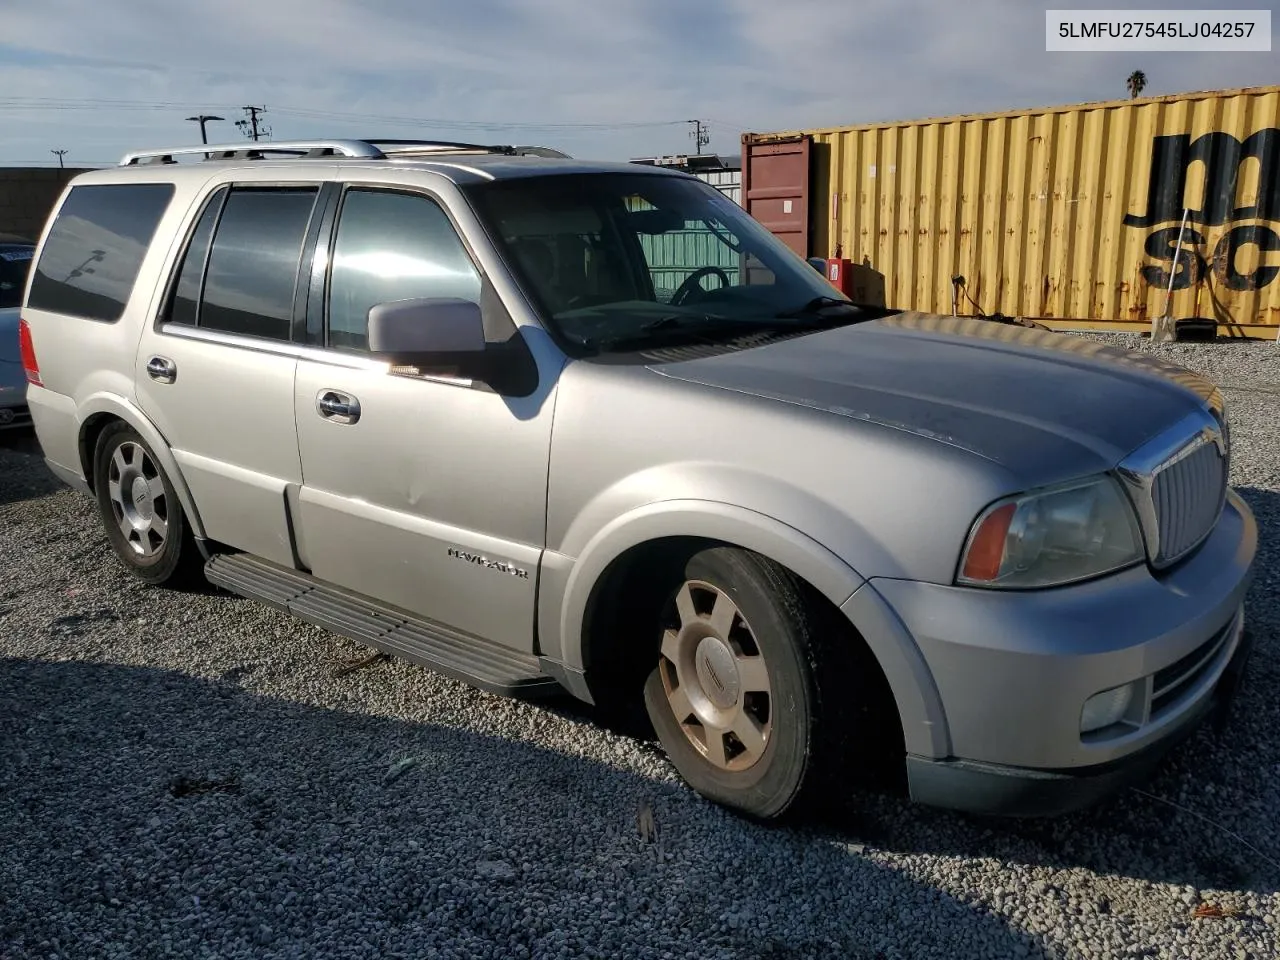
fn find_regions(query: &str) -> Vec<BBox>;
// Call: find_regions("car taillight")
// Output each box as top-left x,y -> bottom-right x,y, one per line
18,318 -> 42,386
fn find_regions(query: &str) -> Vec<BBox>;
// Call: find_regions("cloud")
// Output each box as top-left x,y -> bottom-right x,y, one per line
0,0 -> 1275,165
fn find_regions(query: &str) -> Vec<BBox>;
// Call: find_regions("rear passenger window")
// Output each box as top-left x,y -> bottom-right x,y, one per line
327,189 -> 481,351
199,187 -> 317,340
164,187 -> 227,327
27,183 -> 175,323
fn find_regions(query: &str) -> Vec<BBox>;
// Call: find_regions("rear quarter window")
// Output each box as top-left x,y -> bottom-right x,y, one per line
26,182 -> 176,323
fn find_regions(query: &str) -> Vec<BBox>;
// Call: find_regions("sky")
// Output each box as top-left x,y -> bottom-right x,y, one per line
0,0 -> 1276,167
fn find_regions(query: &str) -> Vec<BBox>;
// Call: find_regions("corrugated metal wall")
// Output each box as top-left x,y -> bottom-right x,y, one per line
640,229 -> 739,300
696,169 -> 742,204
766,86 -> 1280,335
630,171 -> 743,300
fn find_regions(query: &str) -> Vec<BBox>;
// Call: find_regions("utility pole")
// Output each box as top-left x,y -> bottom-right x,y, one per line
688,120 -> 709,155
186,115 -> 225,144
236,106 -> 270,141
51,149 -> 68,168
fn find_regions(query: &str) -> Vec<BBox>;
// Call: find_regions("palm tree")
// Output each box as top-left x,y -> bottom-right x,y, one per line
1127,70 -> 1147,99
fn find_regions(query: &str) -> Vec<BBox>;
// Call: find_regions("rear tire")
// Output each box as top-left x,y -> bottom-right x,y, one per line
93,422 -> 201,587
642,546 -> 868,821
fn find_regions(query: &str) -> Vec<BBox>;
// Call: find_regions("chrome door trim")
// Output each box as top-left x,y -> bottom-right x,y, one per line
315,389 -> 361,425
156,322 -> 474,386
145,355 -> 177,383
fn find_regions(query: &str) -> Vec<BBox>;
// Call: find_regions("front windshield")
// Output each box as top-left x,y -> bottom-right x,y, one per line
465,172 -> 873,352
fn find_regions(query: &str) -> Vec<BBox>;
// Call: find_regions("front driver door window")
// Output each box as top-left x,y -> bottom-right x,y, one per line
326,188 -> 483,350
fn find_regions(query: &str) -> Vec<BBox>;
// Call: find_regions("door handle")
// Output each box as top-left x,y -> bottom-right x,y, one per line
316,390 -> 360,425
146,356 -> 177,384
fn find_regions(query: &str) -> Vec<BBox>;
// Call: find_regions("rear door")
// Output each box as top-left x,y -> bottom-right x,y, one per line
135,180 -> 331,566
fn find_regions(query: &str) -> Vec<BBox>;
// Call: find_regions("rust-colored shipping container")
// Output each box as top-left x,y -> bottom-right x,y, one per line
743,85 -> 1280,338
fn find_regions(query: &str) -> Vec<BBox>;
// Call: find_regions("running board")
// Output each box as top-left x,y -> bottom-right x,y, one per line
204,553 -> 562,699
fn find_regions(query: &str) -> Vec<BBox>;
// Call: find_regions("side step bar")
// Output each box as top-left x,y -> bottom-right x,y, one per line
205,553 -> 562,699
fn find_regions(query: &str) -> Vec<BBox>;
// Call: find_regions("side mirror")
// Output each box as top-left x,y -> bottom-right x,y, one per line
367,298 -> 486,375
806,256 -> 827,275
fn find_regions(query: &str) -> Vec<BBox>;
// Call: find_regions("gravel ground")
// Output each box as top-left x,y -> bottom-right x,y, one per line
1,334 -> 1277,960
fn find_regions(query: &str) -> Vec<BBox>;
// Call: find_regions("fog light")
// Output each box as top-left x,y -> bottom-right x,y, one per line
1080,682 -> 1138,734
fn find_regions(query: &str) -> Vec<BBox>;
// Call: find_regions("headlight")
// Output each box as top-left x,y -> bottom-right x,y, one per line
956,475 -> 1144,589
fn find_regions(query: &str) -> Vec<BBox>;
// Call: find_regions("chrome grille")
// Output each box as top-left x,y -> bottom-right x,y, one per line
1117,408 -> 1229,570
1151,437 -> 1227,565
0,404 -> 30,430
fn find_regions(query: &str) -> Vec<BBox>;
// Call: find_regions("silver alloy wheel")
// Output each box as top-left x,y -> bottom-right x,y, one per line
658,579 -> 773,772
106,441 -> 169,559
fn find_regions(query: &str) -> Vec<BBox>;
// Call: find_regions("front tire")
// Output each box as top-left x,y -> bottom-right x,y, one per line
93,422 -> 200,587
642,546 -> 864,821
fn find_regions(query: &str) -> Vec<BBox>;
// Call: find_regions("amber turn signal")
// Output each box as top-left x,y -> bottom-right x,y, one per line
960,502 -> 1017,582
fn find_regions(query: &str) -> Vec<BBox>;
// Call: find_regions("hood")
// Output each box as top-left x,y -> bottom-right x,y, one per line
0,308 -> 20,364
650,312 -> 1219,486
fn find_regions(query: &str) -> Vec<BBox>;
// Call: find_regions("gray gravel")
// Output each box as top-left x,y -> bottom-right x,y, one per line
1,334 -> 1278,960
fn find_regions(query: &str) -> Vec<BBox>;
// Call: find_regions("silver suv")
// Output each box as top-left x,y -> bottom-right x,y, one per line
18,139 -> 1256,820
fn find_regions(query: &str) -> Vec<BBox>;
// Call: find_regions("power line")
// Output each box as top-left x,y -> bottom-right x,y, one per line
0,96 -> 691,132
270,104 -> 685,132
0,97 -> 211,111
0,160 -> 114,167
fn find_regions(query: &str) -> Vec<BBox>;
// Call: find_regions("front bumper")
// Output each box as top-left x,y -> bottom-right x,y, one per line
905,618 -> 1253,817
0,360 -> 29,430
0,402 -> 32,430
869,488 -> 1257,814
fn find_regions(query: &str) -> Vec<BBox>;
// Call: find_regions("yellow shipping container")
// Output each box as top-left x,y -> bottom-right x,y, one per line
743,85 -> 1280,337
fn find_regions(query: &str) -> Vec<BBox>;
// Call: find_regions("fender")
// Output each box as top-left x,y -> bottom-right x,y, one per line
542,497 -> 950,758
75,391 -> 209,541
841,582 -> 951,758
554,500 -> 868,669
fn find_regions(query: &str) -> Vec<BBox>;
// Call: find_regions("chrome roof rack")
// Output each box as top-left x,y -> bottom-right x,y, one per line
367,139 -> 572,159
119,138 -> 572,166
120,140 -> 384,165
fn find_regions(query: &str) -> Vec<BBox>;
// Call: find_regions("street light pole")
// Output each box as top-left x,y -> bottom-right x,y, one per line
185,115 -> 225,144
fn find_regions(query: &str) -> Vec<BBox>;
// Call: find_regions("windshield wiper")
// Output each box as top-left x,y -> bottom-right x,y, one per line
639,313 -> 740,333
583,301 -> 872,353
775,295 -> 864,320
586,313 -> 769,352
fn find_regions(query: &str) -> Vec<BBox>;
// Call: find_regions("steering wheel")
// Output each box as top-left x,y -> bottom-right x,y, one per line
671,266 -> 731,306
